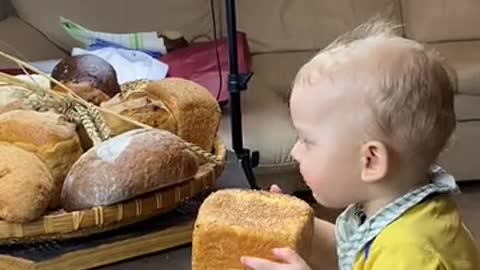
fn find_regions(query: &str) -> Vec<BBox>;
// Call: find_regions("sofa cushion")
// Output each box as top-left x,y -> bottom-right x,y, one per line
438,95 -> 480,181
217,79 -> 300,191
226,0 -> 402,53
218,77 -> 297,168
0,16 -> 66,68
218,85 -> 303,192
429,41 -> 480,96
438,122 -> 480,181
11,0 -> 219,52
455,94 -> 480,121
401,0 -> 480,42
218,51 -> 325,191
218,51 -> 321,167
249,51 -> 316,100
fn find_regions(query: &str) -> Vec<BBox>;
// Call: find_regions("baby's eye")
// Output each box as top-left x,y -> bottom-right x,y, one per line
304,139 -> 314,146
296,135 -> 314,148
300,138 -> 314,148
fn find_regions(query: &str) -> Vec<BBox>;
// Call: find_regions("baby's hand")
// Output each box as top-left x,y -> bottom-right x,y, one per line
269,184 -> 283,194
241,248 -> 312,270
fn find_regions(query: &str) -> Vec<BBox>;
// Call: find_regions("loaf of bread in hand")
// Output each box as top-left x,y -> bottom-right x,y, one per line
192,189 -> 314,270
61,128 -> 200,211
101,78 -> 221,152
0,110 -> 84,209
0,143 -> 54,222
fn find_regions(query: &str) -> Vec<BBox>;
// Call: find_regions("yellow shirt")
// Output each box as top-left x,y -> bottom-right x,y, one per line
353,194 -> 479,270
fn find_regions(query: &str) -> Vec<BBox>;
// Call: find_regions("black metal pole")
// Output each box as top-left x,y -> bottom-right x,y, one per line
226,0 -> 242,153
225,0 -> 259,189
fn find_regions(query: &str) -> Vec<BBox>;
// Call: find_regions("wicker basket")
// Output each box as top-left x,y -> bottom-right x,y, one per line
0,139 -> 225,245
0,54 -> 227,245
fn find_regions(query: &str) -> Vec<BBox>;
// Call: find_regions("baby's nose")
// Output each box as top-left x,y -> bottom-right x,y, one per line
290,141 -> 300,160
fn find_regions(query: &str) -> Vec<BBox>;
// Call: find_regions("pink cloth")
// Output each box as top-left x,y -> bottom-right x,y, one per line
160,32 -> 251,103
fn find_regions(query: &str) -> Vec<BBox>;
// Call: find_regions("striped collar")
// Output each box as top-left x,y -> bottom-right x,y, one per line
335,166 -> 459,270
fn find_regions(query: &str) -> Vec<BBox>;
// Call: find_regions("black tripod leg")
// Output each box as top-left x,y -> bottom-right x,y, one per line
238,151 -> 258,189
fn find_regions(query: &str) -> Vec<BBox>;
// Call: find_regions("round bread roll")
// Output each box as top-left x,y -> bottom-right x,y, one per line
51,54 -> 120,104
61,128 -> 200,211
52,81 -> 110,106
0,110 -> 84,209
101,78 -> 221,152
0,143 -> 54,222
0,74 -> 51,113
0,86 -> 25,114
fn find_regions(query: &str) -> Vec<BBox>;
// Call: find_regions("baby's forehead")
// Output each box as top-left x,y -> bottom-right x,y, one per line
293,38 -> 421,98
291,64 -> 368,104
290,76 -> 368,123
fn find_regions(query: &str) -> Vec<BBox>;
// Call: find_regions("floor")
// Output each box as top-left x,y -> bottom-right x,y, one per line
99,181 -> 480,269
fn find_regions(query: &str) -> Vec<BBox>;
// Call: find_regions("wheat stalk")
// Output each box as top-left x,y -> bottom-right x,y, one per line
24,93 -> 74,115
85,103 -> 111,140
73,106 -> 103,145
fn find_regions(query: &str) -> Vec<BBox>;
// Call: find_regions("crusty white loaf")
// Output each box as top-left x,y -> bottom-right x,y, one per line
192,189 -> 314,270
0,110 -> 84,209
101,78 -> 221,152
61,128 -> 200,211
0,143 -> 54,222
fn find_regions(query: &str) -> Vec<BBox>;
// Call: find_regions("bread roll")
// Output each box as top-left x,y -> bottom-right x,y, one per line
0,143 -> 54,222
52,81 -> 110,105
0,74 -> 50,113
192,189 -> 314,270
0,110 -> 84,208
61,128 -> 200,211
0,86 -> 25,114
101,78 -> 221,152
51,54 -> 121,99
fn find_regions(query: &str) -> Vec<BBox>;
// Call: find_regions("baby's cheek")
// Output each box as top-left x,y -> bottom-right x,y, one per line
299,162 -> 322,186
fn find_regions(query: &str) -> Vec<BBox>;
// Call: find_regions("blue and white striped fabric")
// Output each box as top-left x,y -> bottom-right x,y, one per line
60,17 -> 167,56
335,165 -> 459,270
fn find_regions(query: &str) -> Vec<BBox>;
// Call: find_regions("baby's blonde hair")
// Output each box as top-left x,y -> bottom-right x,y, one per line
294,18 -> 457,168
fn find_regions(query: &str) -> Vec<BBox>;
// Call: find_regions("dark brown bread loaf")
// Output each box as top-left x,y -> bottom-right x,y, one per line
51,54 -> 121,104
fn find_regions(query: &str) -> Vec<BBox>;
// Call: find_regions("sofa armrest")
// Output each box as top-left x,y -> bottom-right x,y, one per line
0,16 -> 67,68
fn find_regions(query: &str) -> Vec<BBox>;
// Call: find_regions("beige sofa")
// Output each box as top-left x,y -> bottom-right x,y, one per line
0,0 -> 478,193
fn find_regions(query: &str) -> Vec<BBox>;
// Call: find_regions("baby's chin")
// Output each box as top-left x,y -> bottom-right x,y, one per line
312,192 -> 351,209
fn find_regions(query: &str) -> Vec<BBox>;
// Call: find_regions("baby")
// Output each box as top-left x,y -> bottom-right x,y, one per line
241,20 -> 480,270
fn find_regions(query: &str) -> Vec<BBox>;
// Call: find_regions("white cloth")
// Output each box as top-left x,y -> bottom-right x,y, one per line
72,47 -> 169,84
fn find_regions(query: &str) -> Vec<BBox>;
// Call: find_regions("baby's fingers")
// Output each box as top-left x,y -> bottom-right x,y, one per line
273,248 -> 308,266
270,184 -> 283,194
241,256 -> 284,270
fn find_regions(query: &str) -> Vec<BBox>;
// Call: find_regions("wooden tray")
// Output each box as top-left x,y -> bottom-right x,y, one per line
0,203 -> 201,270
0,139 -> 226,244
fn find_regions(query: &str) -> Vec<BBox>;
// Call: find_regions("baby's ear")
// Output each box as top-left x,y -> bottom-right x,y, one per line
360,141 -> 389,183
